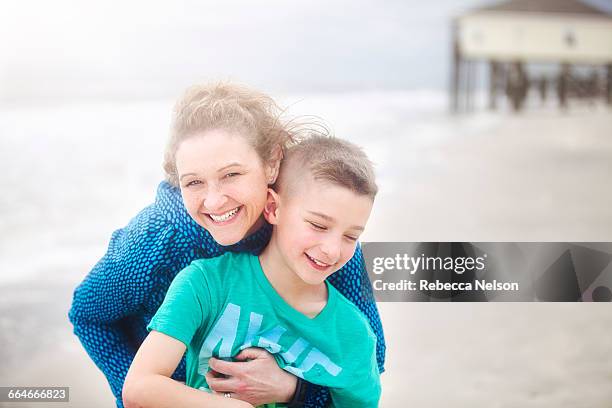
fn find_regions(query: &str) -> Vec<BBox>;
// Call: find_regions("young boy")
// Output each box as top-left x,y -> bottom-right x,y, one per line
123,135 -> 381,408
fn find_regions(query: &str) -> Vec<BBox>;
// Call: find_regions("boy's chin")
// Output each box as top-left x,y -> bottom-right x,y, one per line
296,270 -> 333,286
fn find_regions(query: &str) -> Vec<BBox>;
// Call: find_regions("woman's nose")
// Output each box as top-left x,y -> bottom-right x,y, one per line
202,185 -> 228,211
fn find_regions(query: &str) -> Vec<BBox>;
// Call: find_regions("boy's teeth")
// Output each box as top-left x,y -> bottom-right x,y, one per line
209,207 -> 239,222
308,254 -> 329,267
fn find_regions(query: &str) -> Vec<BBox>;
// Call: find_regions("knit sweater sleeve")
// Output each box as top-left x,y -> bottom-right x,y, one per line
68,205 -> 177,407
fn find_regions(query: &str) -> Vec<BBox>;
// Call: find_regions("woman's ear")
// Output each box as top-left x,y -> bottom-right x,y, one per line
263,188 -> 281,225
266,145 -> 283,185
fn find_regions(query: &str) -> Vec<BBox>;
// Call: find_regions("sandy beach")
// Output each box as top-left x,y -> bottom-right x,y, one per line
1,92 -> 612,407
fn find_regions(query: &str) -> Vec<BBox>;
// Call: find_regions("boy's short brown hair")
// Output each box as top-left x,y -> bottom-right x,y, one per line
276,135 -> 378,200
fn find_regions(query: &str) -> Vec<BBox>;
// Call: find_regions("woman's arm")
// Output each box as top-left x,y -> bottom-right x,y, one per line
123,331 -> 252,408
70,320 -> 139,405
69,207 -> 178,406
327,243 -> 386,372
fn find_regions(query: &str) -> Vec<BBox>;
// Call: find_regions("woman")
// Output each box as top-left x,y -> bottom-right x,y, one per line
69,83 -> 385,408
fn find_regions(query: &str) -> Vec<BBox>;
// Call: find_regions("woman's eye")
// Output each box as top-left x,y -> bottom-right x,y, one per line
185,180 -> 202,187
224,172 -> 240,179
308,222 -> 327,231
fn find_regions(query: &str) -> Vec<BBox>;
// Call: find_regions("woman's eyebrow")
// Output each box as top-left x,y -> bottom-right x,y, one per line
218,162 -> 243,173
179,163 -> 244,180
179,173 -> 197,181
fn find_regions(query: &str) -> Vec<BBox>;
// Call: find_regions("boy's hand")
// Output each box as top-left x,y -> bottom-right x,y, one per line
206,348 -> 297,406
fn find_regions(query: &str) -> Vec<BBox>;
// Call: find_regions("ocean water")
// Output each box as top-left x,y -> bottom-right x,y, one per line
0,90 -> 451,284
2,90 -> 612,285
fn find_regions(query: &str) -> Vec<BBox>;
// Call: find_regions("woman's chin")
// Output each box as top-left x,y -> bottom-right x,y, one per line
208,230 -> 244,246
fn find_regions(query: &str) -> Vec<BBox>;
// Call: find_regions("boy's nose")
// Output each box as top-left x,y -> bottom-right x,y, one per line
320,236 -> 342,264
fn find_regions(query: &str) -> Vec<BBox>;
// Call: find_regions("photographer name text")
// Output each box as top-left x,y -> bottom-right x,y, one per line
373,279 -> 520,292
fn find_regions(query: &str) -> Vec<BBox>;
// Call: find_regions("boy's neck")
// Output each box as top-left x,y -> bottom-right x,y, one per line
259,237 -> 328,319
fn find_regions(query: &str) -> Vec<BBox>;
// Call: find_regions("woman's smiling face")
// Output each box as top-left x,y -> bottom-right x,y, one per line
175,128 -> 274,246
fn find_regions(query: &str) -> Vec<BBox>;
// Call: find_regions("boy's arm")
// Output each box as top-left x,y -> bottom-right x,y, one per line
68,208 -> 177,406
123,331 -> 252,408
128,262 -> 252,407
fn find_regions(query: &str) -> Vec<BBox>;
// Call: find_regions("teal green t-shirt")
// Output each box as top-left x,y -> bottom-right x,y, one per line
147,251 -> 380,408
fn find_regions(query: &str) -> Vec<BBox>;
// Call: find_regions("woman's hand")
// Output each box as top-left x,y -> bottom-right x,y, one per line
206,347 -> 298,406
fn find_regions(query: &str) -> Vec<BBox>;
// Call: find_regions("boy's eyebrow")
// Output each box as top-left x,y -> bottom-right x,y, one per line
307,211 -> 365,231
307,211 -> 333,221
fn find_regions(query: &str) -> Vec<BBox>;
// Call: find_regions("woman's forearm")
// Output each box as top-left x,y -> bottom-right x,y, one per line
70,319 -> 136,404
123,374 -> 252,408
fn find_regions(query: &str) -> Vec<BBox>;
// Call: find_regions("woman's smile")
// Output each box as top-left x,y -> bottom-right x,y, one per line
206,206 -> 242,223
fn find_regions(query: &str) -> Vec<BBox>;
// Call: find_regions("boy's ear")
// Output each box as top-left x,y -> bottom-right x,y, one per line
263,188 -> 281,225
266,144 -> 283,185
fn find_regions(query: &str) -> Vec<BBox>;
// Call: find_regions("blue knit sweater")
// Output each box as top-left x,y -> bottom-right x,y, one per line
69,181 -> 385,408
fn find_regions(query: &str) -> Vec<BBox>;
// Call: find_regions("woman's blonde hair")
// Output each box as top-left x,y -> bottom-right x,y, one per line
163,82 -> 294,186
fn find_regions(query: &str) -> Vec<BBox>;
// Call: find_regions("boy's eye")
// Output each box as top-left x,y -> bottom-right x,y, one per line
344,235 -> 358,242
308,221 -> 327,231
224,172 -> 241,179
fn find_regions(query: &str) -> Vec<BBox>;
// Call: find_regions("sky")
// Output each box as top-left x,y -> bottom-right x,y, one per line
1,0 -> 611,103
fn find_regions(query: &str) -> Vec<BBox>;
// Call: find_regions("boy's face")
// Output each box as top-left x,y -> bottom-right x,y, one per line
267,177 -> 374,286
